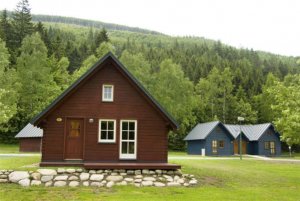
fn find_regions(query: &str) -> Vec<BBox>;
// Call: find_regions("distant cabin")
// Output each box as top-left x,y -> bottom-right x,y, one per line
15,123 -> 43,152
30,52 -> 180,170
184,121 -> 281,156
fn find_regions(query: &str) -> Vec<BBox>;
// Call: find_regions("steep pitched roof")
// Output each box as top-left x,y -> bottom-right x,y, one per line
30,52 -> 178,130
15,123 -> 43,138
224,123 -> 273,141
184,121 -> 233,140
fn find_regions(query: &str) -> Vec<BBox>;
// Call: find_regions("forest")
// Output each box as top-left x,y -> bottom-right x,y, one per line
0,0 -> 300,150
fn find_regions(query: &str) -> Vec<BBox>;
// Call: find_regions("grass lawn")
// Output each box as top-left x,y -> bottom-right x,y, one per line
0,143 -> 19,153
280,152 -> 300,159
0,154 -> 299,201
0,155 -> 41,170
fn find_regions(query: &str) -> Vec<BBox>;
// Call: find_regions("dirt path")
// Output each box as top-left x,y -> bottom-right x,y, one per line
169,155 -> 300,163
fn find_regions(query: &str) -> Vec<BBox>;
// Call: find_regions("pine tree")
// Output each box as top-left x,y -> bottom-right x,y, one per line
68,48 -> 81,73
0,9 -> 15,63
35,21 -> 51,51
94,28 -> 109,49
0,9 -> 11,43
50,35 -> 65,59
79,42 -> 89,61
87,27 -> 95,54
12,0 -> 34,48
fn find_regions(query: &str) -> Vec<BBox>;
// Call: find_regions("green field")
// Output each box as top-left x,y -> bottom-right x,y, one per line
280,152 -> 300,159
0,152 -> 299,201
0,143 -> 19,153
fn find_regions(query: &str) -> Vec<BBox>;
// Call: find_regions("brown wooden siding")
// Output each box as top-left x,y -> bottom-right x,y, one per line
19,138 -> 41,152
42,60 -> 169,163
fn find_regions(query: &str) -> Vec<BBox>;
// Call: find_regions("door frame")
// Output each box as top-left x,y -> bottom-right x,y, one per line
119,120 -> 137,160
63,117 -> 85,160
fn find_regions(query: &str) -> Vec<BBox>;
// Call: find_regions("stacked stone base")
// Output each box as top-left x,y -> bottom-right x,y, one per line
0,169 -> 198,187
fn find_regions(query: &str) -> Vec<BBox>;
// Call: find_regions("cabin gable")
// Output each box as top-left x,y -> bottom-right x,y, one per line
38,54 -> 177,165
257,127 -> 281,156
204,124 -> 234,155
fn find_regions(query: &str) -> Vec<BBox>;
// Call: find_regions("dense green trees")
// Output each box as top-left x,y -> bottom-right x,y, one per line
0,39 -> 17,125
149,59 -> 196,150
120,50 -> 151,85
16,33 -> 60,121
266,75 -> 300,147
0,0 -> 300,149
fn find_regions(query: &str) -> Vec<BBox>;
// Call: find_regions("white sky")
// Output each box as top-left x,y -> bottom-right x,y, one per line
1,0 -> 300,56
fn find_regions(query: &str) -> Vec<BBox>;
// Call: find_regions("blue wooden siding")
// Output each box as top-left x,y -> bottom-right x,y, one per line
187,140 -> 205,155
186,124 -> 234,156
257,128 -> 281,156
248,141 -> 259,155
205,125 -> 234,155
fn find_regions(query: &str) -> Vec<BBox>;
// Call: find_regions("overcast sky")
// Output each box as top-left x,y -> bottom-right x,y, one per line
1,0 -> 299,56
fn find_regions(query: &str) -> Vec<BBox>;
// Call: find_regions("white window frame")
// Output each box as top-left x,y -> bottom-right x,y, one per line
119,120 -> 137,160
98,119 -> 116,143
102,84 -> 114,102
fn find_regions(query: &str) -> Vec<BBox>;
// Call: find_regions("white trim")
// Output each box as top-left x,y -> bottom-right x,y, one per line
98,119 -> 116,143
102,84 -> 114,102
119,120 -> 137,160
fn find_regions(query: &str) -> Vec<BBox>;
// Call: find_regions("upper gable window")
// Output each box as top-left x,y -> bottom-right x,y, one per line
102,85 -> 114,102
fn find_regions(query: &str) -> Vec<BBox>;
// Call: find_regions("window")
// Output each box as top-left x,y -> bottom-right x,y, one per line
212,140 -> 218,154
219,140 -> 224,148
120,120 -> 137,159
264,141 -> 270,150
69,120 -> 81,137
270,141 -> 275,155
98,119 -> 116,143
102,85 -> 114,102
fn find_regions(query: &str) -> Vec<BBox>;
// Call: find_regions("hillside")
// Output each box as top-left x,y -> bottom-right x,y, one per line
1,9 -> 300,149
6,11 -> 162,35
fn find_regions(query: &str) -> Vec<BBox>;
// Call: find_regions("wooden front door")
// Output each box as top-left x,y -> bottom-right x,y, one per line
234,140 -> 247,154
242,141 -> 247,154
65,118 -> 84,159
234,140 -> 239,154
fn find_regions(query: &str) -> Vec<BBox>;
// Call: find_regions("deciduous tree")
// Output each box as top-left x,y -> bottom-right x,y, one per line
16,33 -> 60,121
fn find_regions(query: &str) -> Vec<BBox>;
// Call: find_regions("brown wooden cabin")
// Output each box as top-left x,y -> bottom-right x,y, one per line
15,123 -> 43,152
31,52 -> 180,169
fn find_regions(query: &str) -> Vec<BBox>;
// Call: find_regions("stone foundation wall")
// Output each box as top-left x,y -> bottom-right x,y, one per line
0,169 -> 198,187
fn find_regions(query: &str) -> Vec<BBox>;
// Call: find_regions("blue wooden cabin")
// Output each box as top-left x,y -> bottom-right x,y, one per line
184,121 -> 235,156
185,121 -> 281,156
